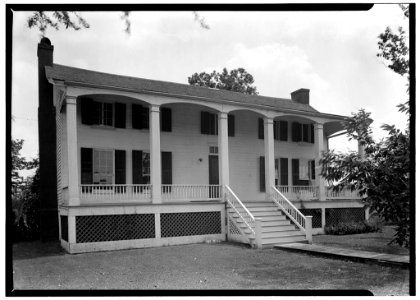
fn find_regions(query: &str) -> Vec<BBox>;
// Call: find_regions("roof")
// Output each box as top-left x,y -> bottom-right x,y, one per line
45,64 -> 326,115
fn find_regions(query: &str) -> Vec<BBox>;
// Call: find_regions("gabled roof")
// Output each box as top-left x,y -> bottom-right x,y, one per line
45,64 -> 323,114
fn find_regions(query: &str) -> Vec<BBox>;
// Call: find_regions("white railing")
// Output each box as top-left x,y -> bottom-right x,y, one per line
80,184 -> 151,203
276,185 -> 319,200
161,184 -> 222,202
325,187 -> 360,199
271,186 -> 312,243
224,185 -> 256,236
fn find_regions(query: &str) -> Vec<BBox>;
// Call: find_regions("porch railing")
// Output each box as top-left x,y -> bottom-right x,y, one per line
161,184 -> 222,202
276,185 -> 319,200
80,184 -> 151,203
325,187 -> 360,199
225,185 -> 256,237
271,186 -> 312,242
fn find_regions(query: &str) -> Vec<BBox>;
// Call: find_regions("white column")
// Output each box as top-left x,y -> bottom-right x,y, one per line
218,112 -> 229,187
314,123 -> 326,201
264,117 -> 275,196
66,96 -> 80,206
149,104 -> 162,204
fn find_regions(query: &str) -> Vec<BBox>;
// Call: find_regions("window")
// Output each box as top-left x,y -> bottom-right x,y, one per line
81,98 -> 126,128
274,120 -> 288,141
92,149 -> 113,184
292,122 -> 314,143
201,111 -> 218,135
142,152 -> 150,184
93,102 -> 113,126
209,146 -> 218,155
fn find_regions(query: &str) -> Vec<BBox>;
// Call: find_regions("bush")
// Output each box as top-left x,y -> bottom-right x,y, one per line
325,219 -> 382,235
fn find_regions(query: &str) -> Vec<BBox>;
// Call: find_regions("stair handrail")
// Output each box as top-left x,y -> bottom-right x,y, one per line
271,186 -> 306,232
224,185 -> 256,235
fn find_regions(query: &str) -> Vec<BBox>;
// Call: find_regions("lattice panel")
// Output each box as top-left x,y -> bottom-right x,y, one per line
161,212 -> 221,237
300,209 -> 322,228
60,215 -> 68,241
229,219 -> 241,235
76,214 -> 155,243
325,208 -> 365,226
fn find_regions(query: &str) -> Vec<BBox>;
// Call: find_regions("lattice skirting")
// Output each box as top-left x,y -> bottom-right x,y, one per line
228,219 -> 242,235
325,208 -> 365,226
161,212 -> 221,237
300,209 -> 322,228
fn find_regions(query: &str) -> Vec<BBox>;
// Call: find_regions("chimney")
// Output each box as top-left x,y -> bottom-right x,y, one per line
37,37 -> 58,241
291,88 -> 310,105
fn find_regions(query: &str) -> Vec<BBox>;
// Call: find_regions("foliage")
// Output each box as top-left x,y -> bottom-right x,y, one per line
188,68 -> 259,95
325,220 -> 382,235
12,139 -> 37,199
27,11 -> 90,35
193,11 -> 210,30
320,110 -> 410,247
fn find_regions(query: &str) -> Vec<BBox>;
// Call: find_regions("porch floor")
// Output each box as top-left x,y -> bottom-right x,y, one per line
274,243 -> 409,267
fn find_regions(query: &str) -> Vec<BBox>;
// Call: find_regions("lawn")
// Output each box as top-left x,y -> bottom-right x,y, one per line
12,239 -> 409,295
313,226 -> 409,256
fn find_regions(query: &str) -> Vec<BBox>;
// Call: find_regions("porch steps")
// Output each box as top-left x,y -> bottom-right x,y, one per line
228,201 -> 307,248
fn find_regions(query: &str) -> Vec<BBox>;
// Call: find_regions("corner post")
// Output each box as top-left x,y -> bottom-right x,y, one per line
66,95 -> 80,206
218,112 -> 230,187
149,104 -> 162,203
314,123 -> 326,201
264,117 -> 275,197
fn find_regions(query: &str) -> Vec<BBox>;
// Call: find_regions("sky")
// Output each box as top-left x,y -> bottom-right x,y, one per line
11,5 -> 409,165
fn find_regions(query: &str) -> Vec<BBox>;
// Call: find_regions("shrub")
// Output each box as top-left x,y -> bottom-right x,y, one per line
325,219 -> 382,235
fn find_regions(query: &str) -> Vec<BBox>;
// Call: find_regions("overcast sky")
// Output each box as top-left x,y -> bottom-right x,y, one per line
11,5 -> 409,163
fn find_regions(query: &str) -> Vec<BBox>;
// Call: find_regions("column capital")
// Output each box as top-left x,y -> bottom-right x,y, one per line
315,123 -> 324,130
66,95 -> 77,105
218,111 -> 228,119
264,117 -> 274,125
150,104 -> 160,113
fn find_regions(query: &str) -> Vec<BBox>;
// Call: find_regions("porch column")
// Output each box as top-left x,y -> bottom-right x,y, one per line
264,117 -> 275,196
66,95 -> 80,206
149,104 -> 162,204
218,112 -> 229,187
314,123 -> 326,201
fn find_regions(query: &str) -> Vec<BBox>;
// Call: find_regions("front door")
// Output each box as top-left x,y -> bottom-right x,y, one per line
208,155 -> 219,198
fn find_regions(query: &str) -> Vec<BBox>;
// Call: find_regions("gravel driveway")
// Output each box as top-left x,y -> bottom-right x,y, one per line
12,241 -> 409,295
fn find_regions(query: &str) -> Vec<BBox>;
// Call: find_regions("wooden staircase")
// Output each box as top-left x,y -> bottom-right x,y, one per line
228,201 -> 308,248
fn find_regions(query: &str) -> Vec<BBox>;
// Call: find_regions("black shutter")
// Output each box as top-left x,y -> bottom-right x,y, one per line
273,121 -> 279,140
92,101 -> 102,125
310,124 -> 315,143
259,156 -> 265,192
81,98 -> 93,125
114,103 -> 126,128
201,111 -> 209,134
258,118 -> 264,139
280,121 -> 288,141
311,160 -> 316,180
302,124 -> 309,142
292,159 -> 299,185
292,122 -> 302,142
132,150 -> 143,184
115,150 -> 126,184
161,152 -> 172,184
132,104 -> 142,129
81,148 -> 93,184
280,158 -> 288,186
228,114 -> 235,137
161,107 -> 172,132
141,106 -> 149,129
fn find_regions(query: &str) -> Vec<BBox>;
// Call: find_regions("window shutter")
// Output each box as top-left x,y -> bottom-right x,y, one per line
258,118 -> 264,139
292,122 -> 302,142
273,121 -> 279,140
92,101 -> 102,125
280,121 -> 288,141
114,103 -> 126,128
280,158 -> 288,186
132,104 -> 142,129
311,160 -> 316,180
201,111 -> 209,134
302,124 -> 309,142
81,98 -> 93,125
292,159 -> 299,185
161,107 -> 172,132
81,148 -> 93,184
228,114 -> 235,137
259,156 -> 265,192
310,124 -> 315,143
161,151 -> 172,185
141,106 -> 149,129
132,150 -> 143,184
115,150 -> 126,184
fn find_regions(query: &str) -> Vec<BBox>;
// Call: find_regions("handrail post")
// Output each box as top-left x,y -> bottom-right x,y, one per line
255,218 -> 263,249
305,216 -> 313,244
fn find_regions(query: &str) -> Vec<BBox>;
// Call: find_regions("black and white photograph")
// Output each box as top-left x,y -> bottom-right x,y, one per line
7,3 -> 413,296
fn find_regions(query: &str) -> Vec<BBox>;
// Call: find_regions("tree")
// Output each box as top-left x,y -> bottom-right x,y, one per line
188,68 -> 259,95
320,5 -> 410,247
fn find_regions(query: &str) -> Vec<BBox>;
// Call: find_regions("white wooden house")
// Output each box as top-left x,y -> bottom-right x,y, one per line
37,38 -> 366,253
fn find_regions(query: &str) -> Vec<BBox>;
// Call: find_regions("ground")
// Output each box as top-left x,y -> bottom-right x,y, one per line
12,227 -> 410,295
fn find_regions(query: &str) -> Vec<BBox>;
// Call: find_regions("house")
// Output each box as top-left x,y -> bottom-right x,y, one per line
37,37 -> 367,253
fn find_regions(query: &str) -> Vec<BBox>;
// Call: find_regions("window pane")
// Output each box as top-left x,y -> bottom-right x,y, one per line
103,103 -> 113,126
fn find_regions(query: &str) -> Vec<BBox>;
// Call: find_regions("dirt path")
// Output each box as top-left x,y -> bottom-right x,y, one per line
13,241 -> 409,294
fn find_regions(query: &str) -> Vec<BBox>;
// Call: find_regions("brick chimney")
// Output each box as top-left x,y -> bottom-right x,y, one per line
291,88 -> 310,105
37,37 -> 58,241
